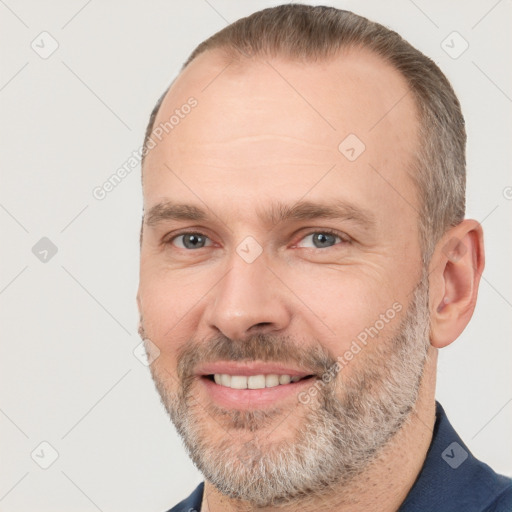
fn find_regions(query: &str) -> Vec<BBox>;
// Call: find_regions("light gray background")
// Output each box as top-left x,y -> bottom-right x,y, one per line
1,1 -> 511,510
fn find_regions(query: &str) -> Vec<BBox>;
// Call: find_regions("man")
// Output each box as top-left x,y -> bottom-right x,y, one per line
137,5 -> 512,511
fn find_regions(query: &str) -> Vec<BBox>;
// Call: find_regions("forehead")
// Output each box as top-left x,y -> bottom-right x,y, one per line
143,48 -> 420,227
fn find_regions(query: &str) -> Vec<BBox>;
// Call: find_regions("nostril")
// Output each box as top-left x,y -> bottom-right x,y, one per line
254,322 -> 272,329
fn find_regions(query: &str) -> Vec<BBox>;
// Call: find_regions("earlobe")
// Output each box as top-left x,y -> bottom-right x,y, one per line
136,293 -> 143,333
429,220 -> 485,349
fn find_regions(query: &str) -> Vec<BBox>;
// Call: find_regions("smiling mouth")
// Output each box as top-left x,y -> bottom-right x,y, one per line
204,373 -> 315,390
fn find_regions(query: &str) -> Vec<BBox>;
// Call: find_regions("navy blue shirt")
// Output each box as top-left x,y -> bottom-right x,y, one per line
167,402 -> 512,511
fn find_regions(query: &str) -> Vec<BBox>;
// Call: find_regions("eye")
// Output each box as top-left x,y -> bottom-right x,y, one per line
296,231 -> 344,249
171,233 -> 212,249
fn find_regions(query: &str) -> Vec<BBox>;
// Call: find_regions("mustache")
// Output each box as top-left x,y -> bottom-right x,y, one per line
176,332 -> 337,381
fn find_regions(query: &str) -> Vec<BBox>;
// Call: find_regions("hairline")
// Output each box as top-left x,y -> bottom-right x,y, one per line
141,14 -> 465,265
140,46 -> 428,251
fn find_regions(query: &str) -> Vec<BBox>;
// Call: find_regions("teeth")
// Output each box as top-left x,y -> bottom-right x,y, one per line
230,376 -> 248,389
265,374 -> 279,387
248,375 -> 266,389
279,375 -> 291,385
212,374 -> 304,389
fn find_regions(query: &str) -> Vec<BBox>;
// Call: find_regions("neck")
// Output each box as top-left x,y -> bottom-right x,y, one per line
202,348 -> 438,512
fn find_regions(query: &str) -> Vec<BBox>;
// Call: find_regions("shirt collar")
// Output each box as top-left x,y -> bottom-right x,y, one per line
170,402 -> 511,511
398,401 -> 511,511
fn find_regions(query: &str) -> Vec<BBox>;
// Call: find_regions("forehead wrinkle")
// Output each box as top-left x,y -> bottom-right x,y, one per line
144,199 -> 377,233
259,200 -> 376,230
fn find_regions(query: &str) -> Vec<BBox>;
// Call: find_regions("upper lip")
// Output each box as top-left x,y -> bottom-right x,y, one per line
195,361 -> 314,378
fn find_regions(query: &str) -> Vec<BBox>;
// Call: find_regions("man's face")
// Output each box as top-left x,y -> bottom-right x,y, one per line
138,49 -> 429,505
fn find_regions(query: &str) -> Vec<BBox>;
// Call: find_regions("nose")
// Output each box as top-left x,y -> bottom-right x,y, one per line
205,254 -> 292,341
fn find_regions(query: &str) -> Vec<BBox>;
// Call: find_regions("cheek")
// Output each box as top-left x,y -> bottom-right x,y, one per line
288,265 -> 401,357
138,265 -> 205,349
138,280 -> 189,378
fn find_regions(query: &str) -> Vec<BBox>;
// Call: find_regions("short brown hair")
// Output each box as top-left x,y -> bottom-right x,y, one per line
143,4 -> 466,263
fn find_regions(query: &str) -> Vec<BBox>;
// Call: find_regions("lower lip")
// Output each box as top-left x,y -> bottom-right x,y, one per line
200,376 -> 315,409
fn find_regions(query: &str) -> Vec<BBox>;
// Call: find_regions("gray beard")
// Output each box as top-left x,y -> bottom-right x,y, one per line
144,277 -> 430,508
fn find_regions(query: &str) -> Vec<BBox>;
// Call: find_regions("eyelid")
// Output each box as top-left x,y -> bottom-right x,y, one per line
162,228 -> 351,249
163,229 -> 214,247
292,228 -> 351,248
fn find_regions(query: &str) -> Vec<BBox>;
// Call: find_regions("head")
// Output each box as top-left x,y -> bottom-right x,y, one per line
137,4 -> 484,507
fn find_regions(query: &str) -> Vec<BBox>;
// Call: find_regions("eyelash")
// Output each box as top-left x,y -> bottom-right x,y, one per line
295,229 -> 349,247
165,229 -> 350,249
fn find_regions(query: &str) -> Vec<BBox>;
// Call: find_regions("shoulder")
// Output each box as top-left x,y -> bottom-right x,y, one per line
485,481 -> 512,511
164,482 -> 204,512
399,402 -> 512,512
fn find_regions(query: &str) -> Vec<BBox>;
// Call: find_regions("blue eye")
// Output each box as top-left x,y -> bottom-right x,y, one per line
172,233 -> 211,249
297,232 -> 342,249
169,231 -> 344,251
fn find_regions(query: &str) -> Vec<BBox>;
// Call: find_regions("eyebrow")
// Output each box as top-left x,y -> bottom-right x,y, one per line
146,202 -> 206,226
145,199 -> 376,230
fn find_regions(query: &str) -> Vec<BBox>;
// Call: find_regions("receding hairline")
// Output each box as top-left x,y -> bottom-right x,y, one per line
143,42 -> 418,168
141,4 -> 466,263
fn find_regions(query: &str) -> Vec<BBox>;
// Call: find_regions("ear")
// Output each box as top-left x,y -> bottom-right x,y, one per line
428,220 -> 485,348
136,292 -> 143,336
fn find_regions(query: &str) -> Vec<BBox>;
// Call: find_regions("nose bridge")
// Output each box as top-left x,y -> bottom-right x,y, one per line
207,250 -> 290,339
